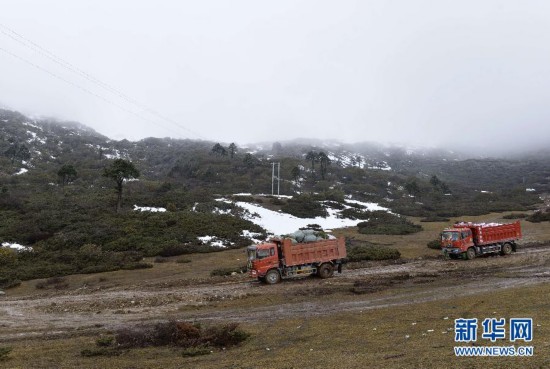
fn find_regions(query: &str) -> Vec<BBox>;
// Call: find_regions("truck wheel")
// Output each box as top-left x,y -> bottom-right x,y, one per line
318,263 -> 334,279
265,270 -> 281,285
501,243 -> 513,256
465,247 -> 476,260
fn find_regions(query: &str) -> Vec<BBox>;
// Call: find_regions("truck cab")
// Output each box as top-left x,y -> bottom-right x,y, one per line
247,242 -> 280,281
441,227 -> 474,257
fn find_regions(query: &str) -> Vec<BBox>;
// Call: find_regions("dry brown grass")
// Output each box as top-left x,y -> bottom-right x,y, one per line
4,211 -> 550,368
5,281 -> 550,368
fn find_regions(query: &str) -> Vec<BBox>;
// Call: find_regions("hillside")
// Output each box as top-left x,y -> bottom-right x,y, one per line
0,108 -> 547,283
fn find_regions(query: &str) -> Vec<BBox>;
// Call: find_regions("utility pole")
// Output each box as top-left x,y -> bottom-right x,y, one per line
272,162 -> 280,196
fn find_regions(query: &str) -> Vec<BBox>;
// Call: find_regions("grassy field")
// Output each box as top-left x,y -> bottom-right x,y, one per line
2,211 -> 550,368
3,281 -> 549,369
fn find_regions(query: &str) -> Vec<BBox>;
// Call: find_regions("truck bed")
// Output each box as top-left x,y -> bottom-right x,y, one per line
280,237 -> 346,267
456,221 -> 522,246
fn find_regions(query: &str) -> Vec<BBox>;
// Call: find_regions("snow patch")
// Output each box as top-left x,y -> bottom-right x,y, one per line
14,168 -> 28,175
241,230 -> 265,244
133,205 -> 166,212
232,199 -> 389,235
197,235 -> 229,248
2,242 -> 33,252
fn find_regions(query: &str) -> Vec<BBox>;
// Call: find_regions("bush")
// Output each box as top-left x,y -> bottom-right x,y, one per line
182,345 -> 212,357
176,258 -> 191,264
80,348 -> 122,357
120,262 -> 153,270
96,336 -> 115,347
281,195 -> 327,218
159,243 -> 189,257
210,266 -> 246,277
347,243 -> 401,261
526,210 -> 550,223
35,276 -> 69,290
357,211 -> 422,235
427,239 -> 441,250
420,215 -> 450,222
503,213 -> 528,219
231,195 -> 255,203
202,322 -> 250,347
0,346 -> 12,361
340,208 -> 371,220
0,277 -> 21,290
114,321 -> 249,350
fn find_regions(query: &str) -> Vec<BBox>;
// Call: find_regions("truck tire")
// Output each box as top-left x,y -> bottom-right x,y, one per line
501,243 -> 513,256
318,263 -> 334,279
265,269 -> 281,285
465,247 -> 476,260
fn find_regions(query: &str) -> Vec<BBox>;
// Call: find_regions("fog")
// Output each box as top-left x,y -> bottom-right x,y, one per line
2,1 -> 550,154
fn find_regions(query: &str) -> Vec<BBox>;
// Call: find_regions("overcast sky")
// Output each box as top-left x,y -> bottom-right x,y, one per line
1,1 -> 550,152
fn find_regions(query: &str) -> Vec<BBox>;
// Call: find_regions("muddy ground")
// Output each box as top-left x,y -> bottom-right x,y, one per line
1,243 -> 549,342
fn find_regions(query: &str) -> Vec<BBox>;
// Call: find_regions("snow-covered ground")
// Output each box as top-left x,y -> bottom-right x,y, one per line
2,242 -> 33,252
133,205 -> 166,212
197,235 -> 229,248
219,196 -> 389,235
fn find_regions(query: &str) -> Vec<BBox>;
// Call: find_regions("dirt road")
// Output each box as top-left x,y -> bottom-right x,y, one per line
1,246 -> 549,342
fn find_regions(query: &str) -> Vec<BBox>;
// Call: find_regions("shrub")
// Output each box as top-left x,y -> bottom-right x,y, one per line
121,262 -> 153,270
526,210 -> 550,223
357,211 -> 422,235
503,213 -> 528,219
96,336 -> 115,347
231,195 -> 255,203
35,276 -> 69,290
80,348 -> 122,357
420,215 -> 450,222
0,278 -> 21,290
154,256 -> 170,263
210,266 -> 246,277
281,195 -> 327,218
176,258 -> 191,264
0,346 -> 12,361
159,243 -> 189,257
182,345 -> 212,357
114,320 -> 249,349
270,197 -> 285,206
202,322 -> 250,347
340,208 -> 371,220
347,243 -> 401,261
427,239 -> 442,250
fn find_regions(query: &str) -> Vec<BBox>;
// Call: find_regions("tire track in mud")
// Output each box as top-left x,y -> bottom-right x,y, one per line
1,247 -> 550,341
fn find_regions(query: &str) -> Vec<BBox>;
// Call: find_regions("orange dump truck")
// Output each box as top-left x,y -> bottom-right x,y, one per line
246,237 -> 347,284
441,221 -> 522,260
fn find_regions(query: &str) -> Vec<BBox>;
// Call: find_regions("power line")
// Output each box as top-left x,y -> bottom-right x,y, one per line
0,23 -> 205,139
0,45 -> 182,138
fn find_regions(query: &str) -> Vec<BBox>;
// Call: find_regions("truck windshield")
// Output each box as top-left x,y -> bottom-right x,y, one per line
256,248 -> 270,259
247,247 -> 257,261
247,246 -> 273,260
442,231 -> 459,241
